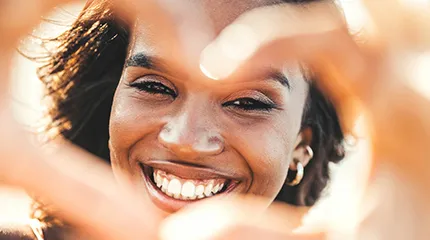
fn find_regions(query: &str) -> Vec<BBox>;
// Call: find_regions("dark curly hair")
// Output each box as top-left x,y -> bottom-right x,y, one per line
32,0 -> 345,222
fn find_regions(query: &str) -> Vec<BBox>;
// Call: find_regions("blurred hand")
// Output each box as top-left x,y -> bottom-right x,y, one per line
160,196 -> 325,240
199,0 -> 430,161
193,0 -> 430,239
0,0 -> 166,239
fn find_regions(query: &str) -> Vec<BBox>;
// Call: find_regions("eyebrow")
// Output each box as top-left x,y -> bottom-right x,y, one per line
267,71 -> 291,90
125,52 -> 290,89
125,53 -> 168,72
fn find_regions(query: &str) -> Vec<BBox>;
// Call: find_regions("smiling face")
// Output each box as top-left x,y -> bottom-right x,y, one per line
108,0 -> 313,214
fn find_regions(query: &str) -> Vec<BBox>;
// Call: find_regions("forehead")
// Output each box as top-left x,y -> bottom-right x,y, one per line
162,0 -> 283,32
130,0 -> 285,71
137,0 -> 283,31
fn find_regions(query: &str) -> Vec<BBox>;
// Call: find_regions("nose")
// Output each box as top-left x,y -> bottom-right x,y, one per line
158,111 -> 224,160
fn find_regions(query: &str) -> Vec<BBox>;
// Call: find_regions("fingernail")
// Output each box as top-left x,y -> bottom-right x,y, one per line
200,23 -> 259,80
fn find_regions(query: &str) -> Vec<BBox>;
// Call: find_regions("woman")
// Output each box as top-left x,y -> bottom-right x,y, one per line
6,0 -> 345,238
2,0 -> 430,239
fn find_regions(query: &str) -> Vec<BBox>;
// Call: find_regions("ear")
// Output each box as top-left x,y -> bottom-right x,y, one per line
289,127 -> 314,171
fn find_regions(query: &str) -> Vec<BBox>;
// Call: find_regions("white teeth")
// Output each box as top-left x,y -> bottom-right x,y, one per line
152,169 -> 227,200
161,178 -> 169,192
210,183 -> 224,195
212,184 -> 220,194
181,181 -> 196,198
204,183 -> 213,196
156,173 -> 162,188
195,185 -> 204,196
167,179 -> 182,196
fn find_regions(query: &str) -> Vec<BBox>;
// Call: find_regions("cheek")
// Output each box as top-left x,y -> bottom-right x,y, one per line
109,87 -> 164,174
230,118 -> 297,199
231,101 -> 306,199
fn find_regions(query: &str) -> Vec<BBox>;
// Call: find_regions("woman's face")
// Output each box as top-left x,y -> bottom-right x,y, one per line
109,0 -> 311,214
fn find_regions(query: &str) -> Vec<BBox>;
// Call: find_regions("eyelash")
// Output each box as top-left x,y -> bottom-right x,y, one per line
129,80 -> 277,112
128,81 -> 177,98
222,98 -> 277,112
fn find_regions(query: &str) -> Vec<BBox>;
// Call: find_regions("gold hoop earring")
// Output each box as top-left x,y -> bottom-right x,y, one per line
286,146 -> 313,186
305,145 -> 314,159
286,161 -> 304,186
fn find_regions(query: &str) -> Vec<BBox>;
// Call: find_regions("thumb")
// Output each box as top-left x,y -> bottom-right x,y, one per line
159,196 -> 324,240
199,1 -> 344,80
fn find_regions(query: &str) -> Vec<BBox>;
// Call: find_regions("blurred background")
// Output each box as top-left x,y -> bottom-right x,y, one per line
1,0 -> 429,233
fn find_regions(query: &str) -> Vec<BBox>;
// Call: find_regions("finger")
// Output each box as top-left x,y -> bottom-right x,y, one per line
160,196 -> 324,240
0,0 -> 76,46
204,27 -> 368,133
197,2 -> 365,133
215,226 -> 324,240
25,145 -> 161,240
0,0 -> 168,48
198,0 -> 381,102
0,1 -> 180,238
362,0 -> 430,51
199,1 -> 345,80
1,134 -> 161,239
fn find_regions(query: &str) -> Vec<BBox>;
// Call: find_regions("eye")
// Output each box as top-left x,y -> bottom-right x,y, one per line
128,78 -> 177,98
223,97 -> 276,112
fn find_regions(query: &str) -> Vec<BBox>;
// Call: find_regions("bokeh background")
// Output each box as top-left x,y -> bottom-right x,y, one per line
1,0 -> 429,233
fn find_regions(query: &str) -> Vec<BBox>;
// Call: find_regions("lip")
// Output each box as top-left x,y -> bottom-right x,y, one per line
139,160 -> 244,212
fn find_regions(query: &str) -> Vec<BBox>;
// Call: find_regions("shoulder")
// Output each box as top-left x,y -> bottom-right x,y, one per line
0,189 -> 40,239
0,190 -> 75,240
0,222 -> 39,240
0,222 -> 80,240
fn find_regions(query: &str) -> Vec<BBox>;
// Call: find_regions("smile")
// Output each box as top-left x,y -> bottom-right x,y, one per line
139,161 -> 240,212
153,169 -> 227,200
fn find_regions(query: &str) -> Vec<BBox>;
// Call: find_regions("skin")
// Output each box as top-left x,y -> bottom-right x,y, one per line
2,0 -> 430,239
108,0 -> 314,215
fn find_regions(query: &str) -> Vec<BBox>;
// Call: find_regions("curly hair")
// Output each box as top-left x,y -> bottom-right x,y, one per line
32,0 -> 345,223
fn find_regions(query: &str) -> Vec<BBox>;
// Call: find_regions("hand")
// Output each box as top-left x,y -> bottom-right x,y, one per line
195,0 -> 430,239
0,1 -> 167,239
199,0 -> 430,191
160,196 -> 324,240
